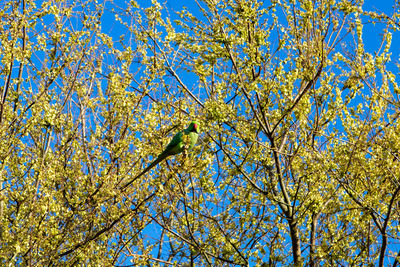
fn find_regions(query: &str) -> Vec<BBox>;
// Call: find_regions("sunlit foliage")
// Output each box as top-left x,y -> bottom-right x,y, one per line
0,0 -> 399,265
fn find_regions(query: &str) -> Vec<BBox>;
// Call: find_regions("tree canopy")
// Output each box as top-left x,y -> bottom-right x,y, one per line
1,0 -> 400,266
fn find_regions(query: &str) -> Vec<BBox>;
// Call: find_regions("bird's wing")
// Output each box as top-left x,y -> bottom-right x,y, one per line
163,131 -> 183,154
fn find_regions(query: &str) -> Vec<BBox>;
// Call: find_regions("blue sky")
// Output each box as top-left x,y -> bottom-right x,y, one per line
13,0 -> 398,265
96,1 -> 400,265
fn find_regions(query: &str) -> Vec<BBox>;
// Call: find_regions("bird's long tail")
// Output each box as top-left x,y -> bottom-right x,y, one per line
120,154 -> 166,190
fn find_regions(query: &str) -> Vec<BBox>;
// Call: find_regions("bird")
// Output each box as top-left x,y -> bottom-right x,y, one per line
120,121 -> 200,190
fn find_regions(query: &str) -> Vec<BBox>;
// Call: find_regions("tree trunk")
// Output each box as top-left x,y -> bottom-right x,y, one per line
288,217 -> 302,266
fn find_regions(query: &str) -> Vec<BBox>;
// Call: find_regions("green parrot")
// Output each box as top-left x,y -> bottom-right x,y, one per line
121,121 -> 200,190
